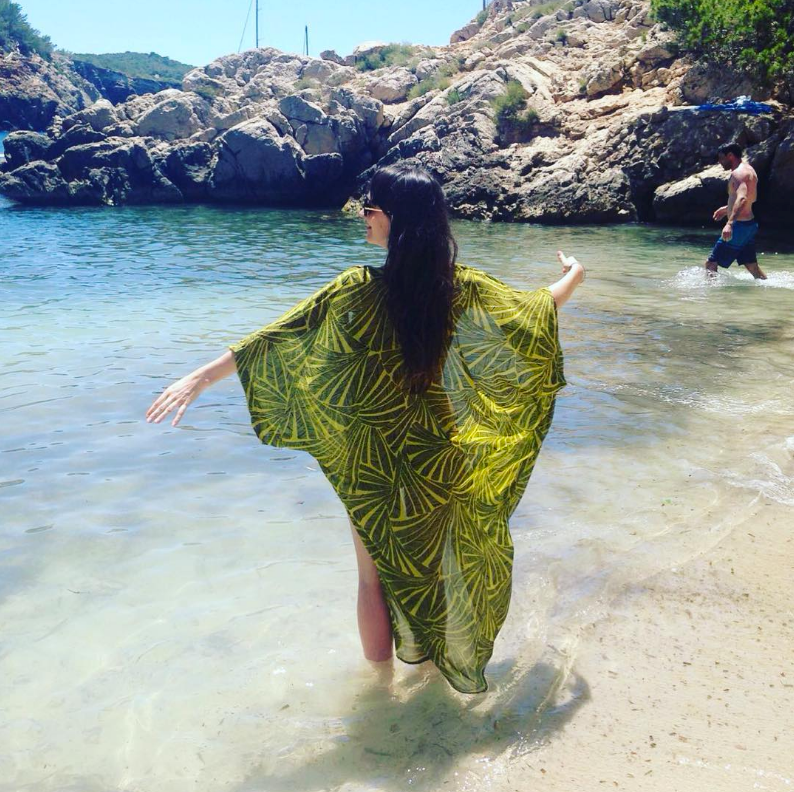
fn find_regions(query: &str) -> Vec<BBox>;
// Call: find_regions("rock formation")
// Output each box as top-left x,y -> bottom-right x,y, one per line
1,0 -> 792,224
0,50 -> 183,133
0,51 -> 99,131
71,59 -> 177,105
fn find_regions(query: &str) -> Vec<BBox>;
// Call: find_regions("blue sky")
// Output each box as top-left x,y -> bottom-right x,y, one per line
19,1 -> 485,67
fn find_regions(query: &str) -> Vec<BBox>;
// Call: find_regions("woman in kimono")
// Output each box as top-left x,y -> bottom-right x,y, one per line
146,162 -> 585,693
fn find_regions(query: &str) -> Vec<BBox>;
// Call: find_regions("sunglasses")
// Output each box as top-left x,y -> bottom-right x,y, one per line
362,206 -> 385,217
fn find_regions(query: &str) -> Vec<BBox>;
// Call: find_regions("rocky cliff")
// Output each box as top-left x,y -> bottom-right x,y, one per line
0,51 -> 99,131
2,0 -> 792,224
0,50 -> 183,133
70,59 -> 179,105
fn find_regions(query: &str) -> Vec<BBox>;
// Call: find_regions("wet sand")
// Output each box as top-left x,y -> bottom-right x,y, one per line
503,498 -> 793,792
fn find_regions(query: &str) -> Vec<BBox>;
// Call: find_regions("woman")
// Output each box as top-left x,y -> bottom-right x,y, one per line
147,162 -> 585,693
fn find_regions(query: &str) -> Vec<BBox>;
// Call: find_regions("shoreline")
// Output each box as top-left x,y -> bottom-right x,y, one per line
2,196 -> 794,239
505,496 -> 793,791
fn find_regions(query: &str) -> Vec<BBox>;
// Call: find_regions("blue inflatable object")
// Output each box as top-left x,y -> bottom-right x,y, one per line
697,95 -> 774,115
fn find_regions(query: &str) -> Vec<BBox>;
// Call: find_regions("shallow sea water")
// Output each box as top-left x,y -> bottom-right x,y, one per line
1,199 -> 793,791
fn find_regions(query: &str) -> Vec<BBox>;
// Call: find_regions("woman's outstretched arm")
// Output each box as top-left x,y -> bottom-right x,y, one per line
146,350 -> 237,427
549,250 -> 585,309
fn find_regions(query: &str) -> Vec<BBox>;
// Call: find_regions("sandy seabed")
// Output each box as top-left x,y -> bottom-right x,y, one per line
488,499 -> 793,792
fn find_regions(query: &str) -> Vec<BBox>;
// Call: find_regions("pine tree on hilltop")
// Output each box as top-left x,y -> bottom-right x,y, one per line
0,0 -> 53,59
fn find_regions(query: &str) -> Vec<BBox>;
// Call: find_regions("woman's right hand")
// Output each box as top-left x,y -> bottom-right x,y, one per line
146,370 -> 208,427
557,250 -> 585,282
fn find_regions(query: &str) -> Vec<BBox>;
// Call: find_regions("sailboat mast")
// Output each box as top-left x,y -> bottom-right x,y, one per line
256,0 -> 259,48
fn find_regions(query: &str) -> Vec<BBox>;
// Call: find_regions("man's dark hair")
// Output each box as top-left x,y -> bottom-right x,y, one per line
718,142 -> 743,159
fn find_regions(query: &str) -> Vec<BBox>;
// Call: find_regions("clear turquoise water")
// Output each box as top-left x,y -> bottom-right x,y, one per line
2,198 -> 793,791
0,130 -> 8,157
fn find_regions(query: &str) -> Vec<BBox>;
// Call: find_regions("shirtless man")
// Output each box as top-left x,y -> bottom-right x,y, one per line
706,142 -> 766,279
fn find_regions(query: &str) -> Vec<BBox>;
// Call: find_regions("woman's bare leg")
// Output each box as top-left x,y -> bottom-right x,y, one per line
349,520 -> 393,662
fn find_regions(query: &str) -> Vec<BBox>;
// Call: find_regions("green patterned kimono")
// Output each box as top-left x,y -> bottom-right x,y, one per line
231,264 -> 565,693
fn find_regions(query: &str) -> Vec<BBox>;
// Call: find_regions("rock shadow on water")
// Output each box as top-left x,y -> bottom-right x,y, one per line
235,661 -> 589,792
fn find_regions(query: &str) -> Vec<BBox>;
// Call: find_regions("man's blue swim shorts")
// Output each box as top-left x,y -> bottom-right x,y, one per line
708,219 -> 759,268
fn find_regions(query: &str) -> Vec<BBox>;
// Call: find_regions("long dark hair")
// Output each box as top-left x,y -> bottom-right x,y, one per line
368,163 -> 458,394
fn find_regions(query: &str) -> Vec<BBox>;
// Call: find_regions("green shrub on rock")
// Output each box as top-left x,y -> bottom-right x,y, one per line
491,80 -> 539,143
193,84 -> 220,102
407,75 -> 451,100
491,80 -> 529,124
294,76 -> 320,91
446,88 -> 463,106
651,0 -> 794,84
355,43 -> 418,72
407,58 -> 463,101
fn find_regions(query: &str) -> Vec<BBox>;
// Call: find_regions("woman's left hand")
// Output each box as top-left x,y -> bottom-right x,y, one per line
146,371 -> 208,427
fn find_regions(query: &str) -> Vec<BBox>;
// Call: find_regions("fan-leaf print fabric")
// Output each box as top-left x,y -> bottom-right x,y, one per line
231,265 -> 565,693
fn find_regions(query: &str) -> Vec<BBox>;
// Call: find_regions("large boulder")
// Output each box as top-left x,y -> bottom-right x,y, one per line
250,54 -> 309,97
163,141 -> 214,200
367,68 -> 418,104
330,88 -> 386,132
61,99 -> 119,133
279,95 -> 340,155
48,123 -> 107,159
209,118 -> 310,203
652,164 -> 728,223
415,59 -> 444,81
120,93 -> 159,122
137,93 -> 205,140
294,123 -> 339,156
525,16 -> 559,41
0,161 -> 70,203
584,61 -> 625,97
182,69 -> 229,102
279,95 -> 325,126
1,131 -> 51,170
765,121 -> 794,224
450,22 -> 482,45
513,161 -> 636,223
573,0 -> 618,23
350,41 -> 388,61
210,105 -> 260,132
320,50 -> 346,65
55,139 -> 182,204
301,59 -> 345,82
678,62 -> 764,105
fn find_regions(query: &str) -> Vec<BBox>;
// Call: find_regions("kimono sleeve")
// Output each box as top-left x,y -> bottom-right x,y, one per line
230,267 -> 364,448
463,268 -> 566,398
